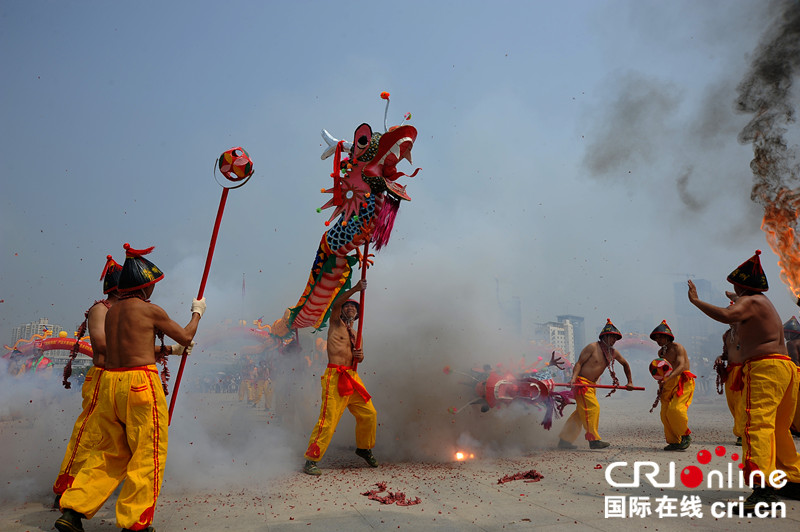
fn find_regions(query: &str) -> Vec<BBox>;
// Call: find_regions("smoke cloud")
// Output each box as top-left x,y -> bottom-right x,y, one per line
735,0 -> 800,297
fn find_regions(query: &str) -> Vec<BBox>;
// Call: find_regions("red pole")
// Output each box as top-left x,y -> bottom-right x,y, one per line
168,187 -> 230,422
352,240 -> 369,371
552,382 -> 645,391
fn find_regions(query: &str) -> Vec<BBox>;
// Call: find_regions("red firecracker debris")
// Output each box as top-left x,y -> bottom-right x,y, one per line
497,469 -> 544,484
361,482 -> 421,506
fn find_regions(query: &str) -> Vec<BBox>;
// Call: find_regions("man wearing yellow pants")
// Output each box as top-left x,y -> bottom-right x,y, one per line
558,376 -> 601,443
742,355 -> 800,482
303,279 -> 377,475
56,244 -> 205,532
688,250 -> 800,512
53,255 -> 121,507
784,316 -> 800,437
725,361 -> 745,444
715,297 -> 746,445
53,365 -> 104,503
59,365 -> 169,531
558,319 -> 634,450
651,320 -> 695,451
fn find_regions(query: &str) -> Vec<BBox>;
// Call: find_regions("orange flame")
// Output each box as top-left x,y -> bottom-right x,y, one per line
761,188 -> 800,300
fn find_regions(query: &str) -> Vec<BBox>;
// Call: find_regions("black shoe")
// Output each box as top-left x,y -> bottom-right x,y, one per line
664,443 -> 682,451
55,509 -> 86,532
736,436 -> 742,446
678,434 -> 692,450
52,494 -> 61,509
743,487 -> 780,513
303,460 -> 322,476
558,439 -> 577,450
777,481 -> 800,501
589,440 -> 610,449
355,448 -> 379,467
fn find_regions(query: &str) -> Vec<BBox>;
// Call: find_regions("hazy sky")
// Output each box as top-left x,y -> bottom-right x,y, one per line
5,0 -> 800,506
2,0 -> 799,345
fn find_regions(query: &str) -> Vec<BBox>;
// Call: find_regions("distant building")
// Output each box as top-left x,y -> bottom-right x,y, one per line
11,318 -> 65,344
535,320 -> 576,363
557,314 -> 585,350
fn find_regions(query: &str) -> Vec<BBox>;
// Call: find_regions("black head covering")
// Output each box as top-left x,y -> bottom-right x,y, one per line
100,255 -> 122,294
118,243 -> 164,292
784,316 -> 800,336
727,250 -> 769,292
599,318 -> 622,340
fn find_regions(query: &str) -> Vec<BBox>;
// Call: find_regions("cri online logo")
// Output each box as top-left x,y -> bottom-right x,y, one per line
605,446 -> 788,489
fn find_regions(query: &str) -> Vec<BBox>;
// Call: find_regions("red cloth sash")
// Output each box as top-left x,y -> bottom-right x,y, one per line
744,354 -> 792,364
327,363 -> 371,402
676,371 -> 697,397
106,365 -> 158,373
572,376 -> 593,396
727,362 -> 744,392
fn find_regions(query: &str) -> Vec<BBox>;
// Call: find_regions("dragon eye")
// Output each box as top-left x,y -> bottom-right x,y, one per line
357,135 -> 369,148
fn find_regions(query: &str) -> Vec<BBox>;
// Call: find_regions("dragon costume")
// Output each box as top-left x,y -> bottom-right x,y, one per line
270,94 -> 419,339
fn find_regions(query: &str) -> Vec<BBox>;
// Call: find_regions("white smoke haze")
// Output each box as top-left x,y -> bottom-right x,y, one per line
0,368 -> 77,504
4,0 -> 800,512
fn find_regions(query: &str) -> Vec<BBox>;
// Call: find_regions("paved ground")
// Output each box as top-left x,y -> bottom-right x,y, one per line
3,392 -> 800,531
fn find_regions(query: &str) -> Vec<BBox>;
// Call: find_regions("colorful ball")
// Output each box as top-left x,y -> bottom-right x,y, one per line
649,358 -> 673,381
218,147 -> 254,181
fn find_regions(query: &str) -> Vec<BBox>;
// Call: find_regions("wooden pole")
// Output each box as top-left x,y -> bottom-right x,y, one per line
552,382 -> 645,391
352,240 -> 369,371
168,187 -> 230,423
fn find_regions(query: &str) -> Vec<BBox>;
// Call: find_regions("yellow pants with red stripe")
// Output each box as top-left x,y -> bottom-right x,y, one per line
304,366 -> 376,461
725,363 -> 744,438
59,365 -> 168,530
558,376 -> 601,442
741,355 -> 800,485
659,372 -> 694,444
53,366 -> 104,495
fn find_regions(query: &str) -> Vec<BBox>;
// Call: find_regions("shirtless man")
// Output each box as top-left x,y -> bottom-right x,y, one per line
783,317 -> 800,437
53,255 -> 122,507
56,244 -> 205,532
558,319 -> 633,450
785,317 -> 800,366
303,279 -> 378,475
718,323 -> 746,445
713,291 -> 746,445
688,250 -> 800,510
650,321 -> 695,451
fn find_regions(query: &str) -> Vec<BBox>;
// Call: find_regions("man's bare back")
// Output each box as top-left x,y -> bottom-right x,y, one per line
87,300 -> 112,368
734,294 -> 787,359
104,292 -> 200,370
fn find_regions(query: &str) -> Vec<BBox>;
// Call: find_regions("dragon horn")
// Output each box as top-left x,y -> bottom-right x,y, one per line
320,129 -> 352,160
